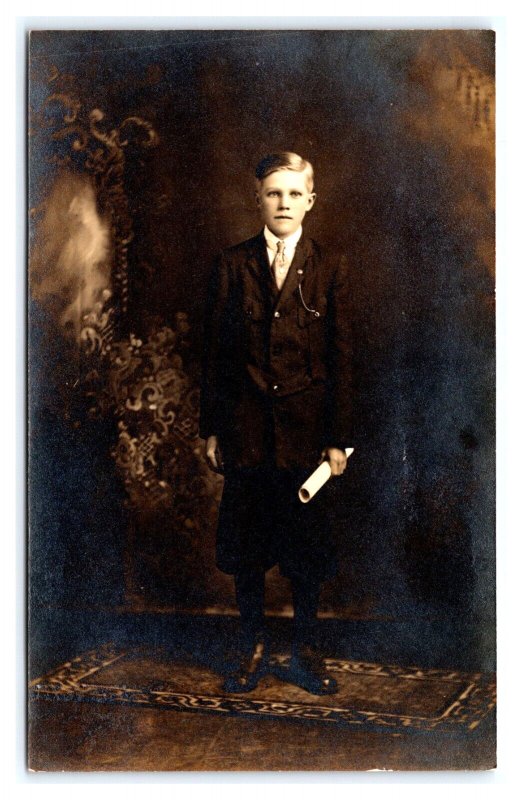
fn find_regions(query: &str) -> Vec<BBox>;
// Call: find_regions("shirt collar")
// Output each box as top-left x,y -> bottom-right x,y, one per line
264,224 -> 303,251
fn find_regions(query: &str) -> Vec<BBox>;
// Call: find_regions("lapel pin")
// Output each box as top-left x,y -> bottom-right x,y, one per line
297,269 -> 304,275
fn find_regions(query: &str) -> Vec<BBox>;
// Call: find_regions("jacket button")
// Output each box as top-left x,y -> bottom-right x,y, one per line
274,311 -> 281,318
273,384 -> 279,392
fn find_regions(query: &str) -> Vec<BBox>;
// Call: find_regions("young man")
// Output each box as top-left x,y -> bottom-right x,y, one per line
200,152 -> 353,695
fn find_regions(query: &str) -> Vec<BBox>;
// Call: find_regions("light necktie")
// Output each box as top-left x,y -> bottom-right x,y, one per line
273,240 -> 289,291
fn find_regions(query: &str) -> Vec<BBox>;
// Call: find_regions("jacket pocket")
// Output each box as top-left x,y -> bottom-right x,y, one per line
244,300 -> 266,321
297,295 -> 327,327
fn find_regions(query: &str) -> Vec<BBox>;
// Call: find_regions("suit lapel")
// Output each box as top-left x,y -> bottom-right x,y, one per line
245,232 -> 278,303
244,232 -> 316,311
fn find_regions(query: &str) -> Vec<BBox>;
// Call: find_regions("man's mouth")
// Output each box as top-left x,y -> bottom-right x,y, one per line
275,216 -> 292,220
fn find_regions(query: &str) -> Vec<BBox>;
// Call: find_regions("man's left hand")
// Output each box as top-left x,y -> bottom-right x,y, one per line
324,448 -> 348,476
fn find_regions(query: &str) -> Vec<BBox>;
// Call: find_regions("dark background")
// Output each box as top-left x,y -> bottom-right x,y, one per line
28,30 -> 495,674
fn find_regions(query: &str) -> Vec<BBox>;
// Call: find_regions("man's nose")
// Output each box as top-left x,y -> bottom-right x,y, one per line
277,195 -> 290,209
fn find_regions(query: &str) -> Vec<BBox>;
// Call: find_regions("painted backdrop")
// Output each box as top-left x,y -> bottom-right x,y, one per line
28,30 -> 495,668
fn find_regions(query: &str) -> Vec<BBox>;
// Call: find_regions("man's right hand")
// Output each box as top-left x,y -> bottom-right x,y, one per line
205,435 -> 224,473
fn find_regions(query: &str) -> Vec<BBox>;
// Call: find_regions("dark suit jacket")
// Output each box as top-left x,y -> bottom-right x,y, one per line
200,230 -> 353,471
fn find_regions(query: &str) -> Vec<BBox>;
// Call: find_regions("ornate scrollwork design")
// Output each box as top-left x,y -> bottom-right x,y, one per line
33,68 -> 159,321
30,68 -> 220,518
454,64 -> 494,132
79,289 -> 115,357
107,321 -> 214,513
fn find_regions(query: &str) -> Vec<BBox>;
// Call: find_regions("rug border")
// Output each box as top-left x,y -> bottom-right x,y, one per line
29,644 -> 496,734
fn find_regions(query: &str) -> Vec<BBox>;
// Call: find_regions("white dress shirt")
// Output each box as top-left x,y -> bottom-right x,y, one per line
264,225 -> 303,290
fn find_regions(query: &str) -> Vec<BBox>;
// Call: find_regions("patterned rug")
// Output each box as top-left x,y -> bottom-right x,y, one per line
29,644 -> 496,735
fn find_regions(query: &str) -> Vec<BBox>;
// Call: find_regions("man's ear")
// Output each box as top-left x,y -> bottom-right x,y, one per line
254,191 -> 261,207
307,192 -> 317,210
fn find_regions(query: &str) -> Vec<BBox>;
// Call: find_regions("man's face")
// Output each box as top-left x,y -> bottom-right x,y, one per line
256,169 -> 316,239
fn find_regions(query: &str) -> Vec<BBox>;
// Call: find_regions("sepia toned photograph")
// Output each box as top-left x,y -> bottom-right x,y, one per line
27,28 -> 496,771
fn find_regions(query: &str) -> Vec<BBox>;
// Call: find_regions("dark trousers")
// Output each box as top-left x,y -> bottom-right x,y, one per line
217,466 -> 337,582
234,567 -> 321,651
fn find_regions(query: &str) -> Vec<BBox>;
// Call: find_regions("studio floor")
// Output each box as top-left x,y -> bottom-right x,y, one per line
28,610 -> 495,772
27,610 -> 496,772
29,696 -> 495,772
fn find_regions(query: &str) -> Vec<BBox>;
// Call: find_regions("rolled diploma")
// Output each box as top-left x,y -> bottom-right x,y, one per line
298,448 -> 354,503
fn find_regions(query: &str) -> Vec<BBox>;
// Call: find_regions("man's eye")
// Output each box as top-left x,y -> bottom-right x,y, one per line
291,192 -> 302,197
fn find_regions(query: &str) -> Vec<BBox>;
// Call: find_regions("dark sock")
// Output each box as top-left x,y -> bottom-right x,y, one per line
291,577 -> 321,651
234,567 -> 266,647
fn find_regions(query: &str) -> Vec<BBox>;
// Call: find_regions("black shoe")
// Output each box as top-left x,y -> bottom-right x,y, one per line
289,645 -> 338,695
222,639 -> 268,693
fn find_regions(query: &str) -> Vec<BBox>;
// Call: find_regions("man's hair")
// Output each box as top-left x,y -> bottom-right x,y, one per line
255,152 -> 314,191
